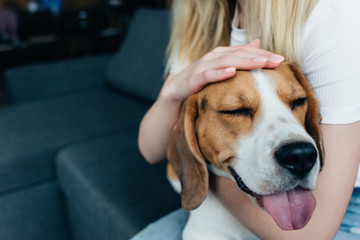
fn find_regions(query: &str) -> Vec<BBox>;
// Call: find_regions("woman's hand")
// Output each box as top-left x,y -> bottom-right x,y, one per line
159,39 -> 285,104
139,39 -> 284,164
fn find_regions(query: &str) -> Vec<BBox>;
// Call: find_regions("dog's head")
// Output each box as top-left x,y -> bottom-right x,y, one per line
167,63 -> 323,230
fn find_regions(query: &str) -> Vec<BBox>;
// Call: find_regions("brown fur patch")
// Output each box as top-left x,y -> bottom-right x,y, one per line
195,71 -> 261,170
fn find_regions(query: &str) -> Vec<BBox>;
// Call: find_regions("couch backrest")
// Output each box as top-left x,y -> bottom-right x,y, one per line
106,8 -> 170,102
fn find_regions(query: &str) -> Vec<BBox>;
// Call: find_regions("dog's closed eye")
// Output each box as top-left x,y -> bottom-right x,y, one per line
219,108 -> 254,117
290,97 -> 307,110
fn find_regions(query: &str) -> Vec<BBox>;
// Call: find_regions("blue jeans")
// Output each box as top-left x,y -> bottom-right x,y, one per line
131,189 -> 360,240
130,209 -> 189,240
335,188 -> 360,239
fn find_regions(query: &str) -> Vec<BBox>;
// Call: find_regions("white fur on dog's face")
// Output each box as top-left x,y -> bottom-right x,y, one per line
203,69 -> 320,196
231,70 -> 320,195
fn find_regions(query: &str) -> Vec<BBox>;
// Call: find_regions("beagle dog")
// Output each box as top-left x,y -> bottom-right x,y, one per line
167,63 -> 324,240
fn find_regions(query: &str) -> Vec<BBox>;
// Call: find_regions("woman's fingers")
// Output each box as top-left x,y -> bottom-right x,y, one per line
212,45 -> 275,58
227,45 -> 285,65
201,67 -> 237,84
204,55 -> 280,71
205,44 -> 284,69
223,43 -> 277,57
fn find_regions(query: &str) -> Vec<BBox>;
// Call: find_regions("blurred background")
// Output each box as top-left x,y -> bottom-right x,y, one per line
0,0 -> 171,106
0,3 -> 181,239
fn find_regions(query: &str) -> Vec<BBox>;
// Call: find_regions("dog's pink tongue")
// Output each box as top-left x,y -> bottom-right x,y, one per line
260,188 -> 316,230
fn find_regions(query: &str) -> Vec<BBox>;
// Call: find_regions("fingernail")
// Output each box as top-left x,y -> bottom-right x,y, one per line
225,67 -> 236,73
268,55 -> 285,63
253,57 -> 268,63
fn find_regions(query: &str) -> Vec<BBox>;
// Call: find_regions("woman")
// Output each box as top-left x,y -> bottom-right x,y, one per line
137,0 -> 360,239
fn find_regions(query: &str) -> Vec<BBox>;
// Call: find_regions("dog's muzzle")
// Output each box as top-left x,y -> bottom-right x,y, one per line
227,141 -> 318,231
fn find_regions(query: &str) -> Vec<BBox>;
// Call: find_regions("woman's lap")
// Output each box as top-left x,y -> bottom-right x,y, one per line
130,209 -> 189,240
132,188 -> 360,239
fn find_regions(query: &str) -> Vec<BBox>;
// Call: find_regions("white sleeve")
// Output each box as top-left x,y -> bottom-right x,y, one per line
302,0 -> 360,124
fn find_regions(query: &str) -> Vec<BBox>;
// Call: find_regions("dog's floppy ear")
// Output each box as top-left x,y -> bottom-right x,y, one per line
287,63 -> 324,168
167,94 -> 208,211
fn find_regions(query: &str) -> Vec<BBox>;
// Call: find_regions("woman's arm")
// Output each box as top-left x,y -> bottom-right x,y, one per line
138,75 -> 182,164
138,40 -> 285,164
214,121 -> 360,239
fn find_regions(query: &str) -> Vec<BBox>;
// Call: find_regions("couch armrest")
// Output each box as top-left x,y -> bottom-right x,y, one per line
56,130 -> 180,239
5,54 -> 113,104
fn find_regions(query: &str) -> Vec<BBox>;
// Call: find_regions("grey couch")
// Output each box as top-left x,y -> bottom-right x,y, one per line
0,8 -> 180,240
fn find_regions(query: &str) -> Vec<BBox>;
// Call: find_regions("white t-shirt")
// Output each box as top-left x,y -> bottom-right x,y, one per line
172,0 -> 360,186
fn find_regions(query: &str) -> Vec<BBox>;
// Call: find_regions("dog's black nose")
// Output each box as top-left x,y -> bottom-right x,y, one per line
275,142 -> 317,179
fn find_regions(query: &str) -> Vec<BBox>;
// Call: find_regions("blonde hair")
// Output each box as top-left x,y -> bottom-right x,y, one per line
166,0 -> 318,72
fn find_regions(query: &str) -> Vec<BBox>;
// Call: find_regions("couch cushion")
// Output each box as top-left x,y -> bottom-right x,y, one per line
5,55 -> 112,103
0,90 -> 149,194
106,8 -> 170,102
57,130 -> 180,240
0,181 -> 69,240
